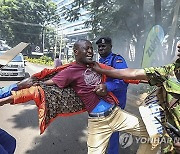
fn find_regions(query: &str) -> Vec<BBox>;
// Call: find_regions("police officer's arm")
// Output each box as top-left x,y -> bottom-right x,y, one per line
93,62 -> 147,80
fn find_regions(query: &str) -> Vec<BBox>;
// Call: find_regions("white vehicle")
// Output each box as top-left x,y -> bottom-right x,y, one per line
0,52 -> 25,79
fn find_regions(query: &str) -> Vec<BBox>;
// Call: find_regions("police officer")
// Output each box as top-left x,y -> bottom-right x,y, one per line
95,37 -> 128,154
0,67 -> 16,154
92,40 -> 180,154
0,128 -> 16,154
0,79 -> 34,154
0,64 -> 30,154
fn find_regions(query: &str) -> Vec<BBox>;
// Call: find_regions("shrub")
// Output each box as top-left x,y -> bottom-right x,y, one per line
25,56 -> 53,66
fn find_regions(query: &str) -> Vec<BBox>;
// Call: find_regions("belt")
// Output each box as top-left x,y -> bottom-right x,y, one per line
89,105 -> 116,118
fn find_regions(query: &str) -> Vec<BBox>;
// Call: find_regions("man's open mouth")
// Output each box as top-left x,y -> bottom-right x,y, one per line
87,56 -> 93,60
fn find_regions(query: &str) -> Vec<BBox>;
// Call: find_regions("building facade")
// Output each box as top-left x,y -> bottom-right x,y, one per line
54,0 -> 92,60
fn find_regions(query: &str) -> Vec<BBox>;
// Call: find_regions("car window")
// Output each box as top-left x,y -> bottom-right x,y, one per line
0,52 -> 23,62
12,55 -> 23,62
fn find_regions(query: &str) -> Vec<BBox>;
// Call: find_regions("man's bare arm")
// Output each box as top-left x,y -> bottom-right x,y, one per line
92,62 -> 147,80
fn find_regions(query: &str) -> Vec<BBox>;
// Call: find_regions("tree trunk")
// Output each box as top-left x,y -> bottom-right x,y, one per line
167,0 -> 180,59
154,0 -> 162,25
134,0 -> 145,68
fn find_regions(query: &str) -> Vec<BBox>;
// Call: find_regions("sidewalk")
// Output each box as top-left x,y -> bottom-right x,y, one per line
26,62 -> 53,74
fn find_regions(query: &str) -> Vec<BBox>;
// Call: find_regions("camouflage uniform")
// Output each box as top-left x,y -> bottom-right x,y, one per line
144,59 -> 180,153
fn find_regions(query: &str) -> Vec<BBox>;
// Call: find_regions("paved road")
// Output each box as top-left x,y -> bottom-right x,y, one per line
0,62 -> 144,154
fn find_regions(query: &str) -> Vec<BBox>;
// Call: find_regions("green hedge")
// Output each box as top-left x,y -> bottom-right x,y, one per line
25,56 -> 75,66
25,56 -> 54,66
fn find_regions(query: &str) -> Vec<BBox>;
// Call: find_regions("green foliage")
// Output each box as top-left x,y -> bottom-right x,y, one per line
88,1 -> 140,36
44,26 -> 56,51
25,56 -> 75,66
0,0 -> 60,47
61,0 -> 148,67
62,0 -> 146,37
25,55 -> 53,66
61,0 -> 179,67
62,0 -> 178,38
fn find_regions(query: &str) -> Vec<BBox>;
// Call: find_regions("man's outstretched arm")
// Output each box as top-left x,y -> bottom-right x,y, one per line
93,62 -> 148,80
0,95 -> 14,106
0,79 -> 56,106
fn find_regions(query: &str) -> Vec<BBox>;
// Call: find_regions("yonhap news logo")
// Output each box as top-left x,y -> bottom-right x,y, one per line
119,133 -> 133,148
119,132 -> 180,148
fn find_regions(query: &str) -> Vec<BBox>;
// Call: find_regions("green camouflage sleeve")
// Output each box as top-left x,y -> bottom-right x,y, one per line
144,63 -> 175,86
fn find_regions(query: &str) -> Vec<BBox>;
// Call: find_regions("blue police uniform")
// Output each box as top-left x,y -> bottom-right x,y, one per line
0,128 -> 16,154
0,84 -> 18,99
0,84 -> 17,154
99,52 -> 128,154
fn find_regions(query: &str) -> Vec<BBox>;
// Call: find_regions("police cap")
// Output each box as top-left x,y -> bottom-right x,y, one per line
96,37 -> 112,45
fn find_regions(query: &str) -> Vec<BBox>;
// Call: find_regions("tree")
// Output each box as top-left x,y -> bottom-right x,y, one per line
44,26 -> 56,52
62,0 -> 146,67
62,0 -> 179,67
0,0 -> 60,48
167,0 -> 180,57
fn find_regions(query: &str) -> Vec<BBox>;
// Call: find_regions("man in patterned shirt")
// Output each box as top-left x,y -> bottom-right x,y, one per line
0,39 -> 159,154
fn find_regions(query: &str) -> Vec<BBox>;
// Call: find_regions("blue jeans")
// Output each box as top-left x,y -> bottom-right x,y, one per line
0,129 -> 16,154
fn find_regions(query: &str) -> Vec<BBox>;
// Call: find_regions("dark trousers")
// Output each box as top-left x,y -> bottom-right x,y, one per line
0,128 -> 16,154
108,132 -> 120,154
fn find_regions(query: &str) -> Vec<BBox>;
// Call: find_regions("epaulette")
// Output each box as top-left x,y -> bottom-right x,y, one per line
111,53 -> 124,64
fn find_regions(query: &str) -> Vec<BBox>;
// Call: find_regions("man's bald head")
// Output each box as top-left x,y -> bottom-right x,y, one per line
73,39 -> 90,51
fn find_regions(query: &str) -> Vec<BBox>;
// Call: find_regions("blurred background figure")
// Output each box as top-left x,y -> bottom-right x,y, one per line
54,54 -> 62,68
